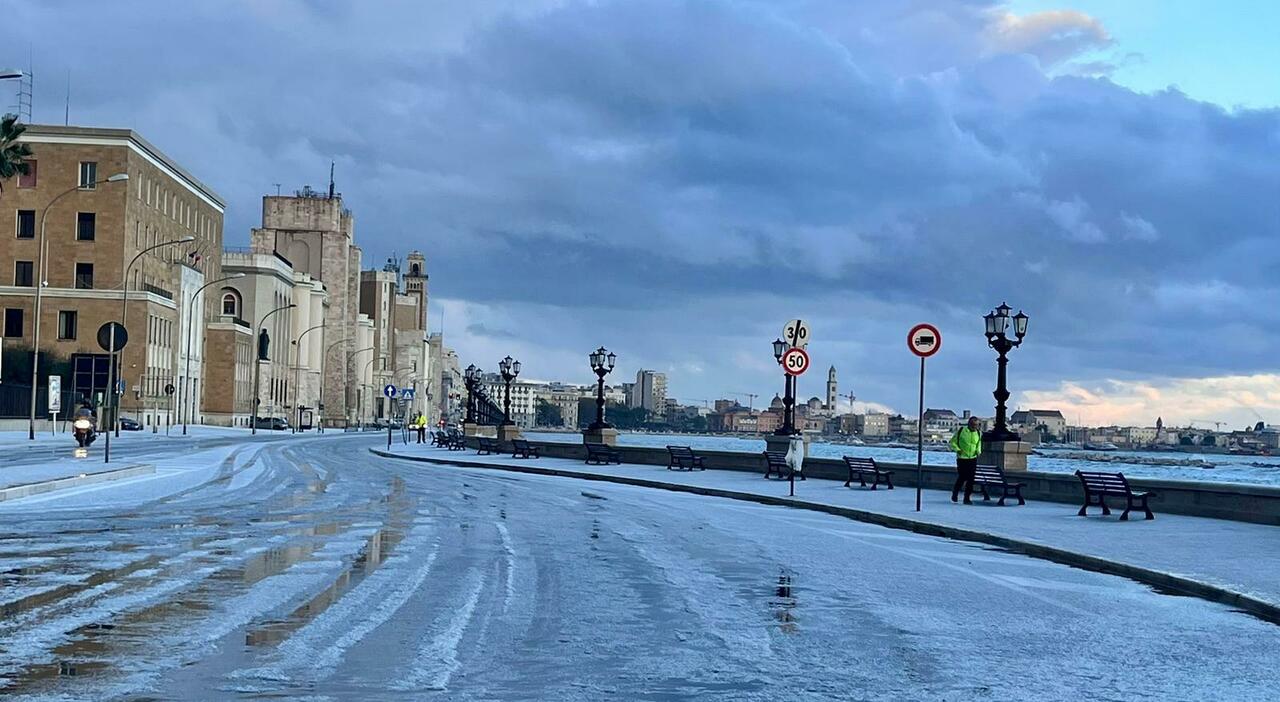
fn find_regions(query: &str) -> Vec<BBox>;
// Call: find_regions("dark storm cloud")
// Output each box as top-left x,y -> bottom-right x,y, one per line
6,0 -> 1277,417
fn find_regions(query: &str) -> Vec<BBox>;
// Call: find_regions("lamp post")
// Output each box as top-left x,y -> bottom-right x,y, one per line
587,346 -> 616,430
315,337 -> 348,433
182,273 -> 244,435
771,337 -> 797,435
345,346 -> 374,428
463,365 -> 479,424
498,355 -> 521,426
289,323 -> 325,433
29,173 -> 129,440
250,303 -> 296,435
103,235 -> 193,461
362,354 -> 382,428
982,302 -> 1029,442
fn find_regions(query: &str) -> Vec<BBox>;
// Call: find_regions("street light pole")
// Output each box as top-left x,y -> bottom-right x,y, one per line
362,354 -> 382,428
290,323 -> 325,433
463,365 -> 479,424
344,346 -> 375,428
771,338 -> 796,435
29,173 -> 129,440
587,347 -> 616,430
315,337 -> 347,433
983,302 -> 1029,442
250,303 -> 296,435
103,235 -> 194,462
182,273 -> 244,435
498,355 -> 521,426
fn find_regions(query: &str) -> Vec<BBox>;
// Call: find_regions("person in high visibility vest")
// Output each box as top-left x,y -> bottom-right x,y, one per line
948,415 -> 983,504
415,413 -> 428,443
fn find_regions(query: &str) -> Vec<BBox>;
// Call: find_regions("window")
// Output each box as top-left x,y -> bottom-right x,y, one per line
79,161 -> 98,189
4,308 -> 23,338
77,212 -> 95,241
75,263 -> 93,289
221,290 -> 240,317
16,210 -> 35,239
14,261 -> 33,287
17,159 -> 36,188
58,310 -> 77,340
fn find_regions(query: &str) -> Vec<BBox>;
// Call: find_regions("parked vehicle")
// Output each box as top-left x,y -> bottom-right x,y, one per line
119,417 -> 143,431
254,417 -> 290,431
72,408 -> 97,447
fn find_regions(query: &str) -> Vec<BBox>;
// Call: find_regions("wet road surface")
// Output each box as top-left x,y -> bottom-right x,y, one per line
1,435 -> 1277,700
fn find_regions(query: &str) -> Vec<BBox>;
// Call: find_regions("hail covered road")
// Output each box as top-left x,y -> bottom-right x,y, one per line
0,433 -> 1276,701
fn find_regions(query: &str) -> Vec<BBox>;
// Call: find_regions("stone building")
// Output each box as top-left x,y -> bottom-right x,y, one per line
0,125 -> 224,427
250,189 -> 362,428
358,253 -> 430,422
628,369 -> 667,417
825,366 -> 837,410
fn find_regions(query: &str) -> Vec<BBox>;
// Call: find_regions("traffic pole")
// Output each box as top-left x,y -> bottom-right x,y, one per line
916,356 -> 925,512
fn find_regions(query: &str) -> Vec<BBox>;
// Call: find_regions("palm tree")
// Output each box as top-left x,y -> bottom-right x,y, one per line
0,113 -> 33,196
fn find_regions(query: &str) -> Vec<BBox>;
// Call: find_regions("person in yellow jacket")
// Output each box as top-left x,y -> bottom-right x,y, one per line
414,413 -> 428,444
948,416 -> 983,504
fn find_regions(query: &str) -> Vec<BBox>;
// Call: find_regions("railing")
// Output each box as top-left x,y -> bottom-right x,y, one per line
140,282 -> 175,300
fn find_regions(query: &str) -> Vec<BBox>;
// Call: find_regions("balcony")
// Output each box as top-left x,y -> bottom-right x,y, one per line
140,282 -> 175,300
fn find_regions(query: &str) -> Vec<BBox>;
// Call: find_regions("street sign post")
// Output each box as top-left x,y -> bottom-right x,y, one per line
781,347 -> 810,377
782,319 -> 810,349
908,323 -> 943,512
401,388 -> 416,401
382,385 -> 398,448
382,384 -> 398,398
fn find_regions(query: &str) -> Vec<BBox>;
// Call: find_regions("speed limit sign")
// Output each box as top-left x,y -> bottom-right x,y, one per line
781,347 -> 810,376
782,319 -> 810,348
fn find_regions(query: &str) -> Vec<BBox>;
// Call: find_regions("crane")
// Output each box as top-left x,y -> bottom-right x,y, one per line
724,392 -> 758,411
1190,419 -> 1226,431
843,391 -> 856,412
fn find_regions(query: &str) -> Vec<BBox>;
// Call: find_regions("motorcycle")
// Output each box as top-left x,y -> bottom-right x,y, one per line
73,410 -> 98,448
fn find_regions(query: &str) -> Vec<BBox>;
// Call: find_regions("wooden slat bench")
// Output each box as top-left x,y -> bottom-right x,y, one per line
476,437 -> 501,455
973,464 -> 1026,506
1075,470 -> 1155,520
511,438 -> 541,459
446,432 -> 468,451
842,456 -> 893,490
585,442 -> 622,465
666,445 -> 706,471
762,451 -> 803,481
430,430 -> 448,448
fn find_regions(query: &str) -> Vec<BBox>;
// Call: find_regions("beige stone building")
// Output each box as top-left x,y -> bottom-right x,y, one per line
358,252 -> 429,423
250,189 -> 362,428
0,125 -> 224,428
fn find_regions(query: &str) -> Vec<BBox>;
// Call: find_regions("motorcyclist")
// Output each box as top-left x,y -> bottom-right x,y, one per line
73,405 -> 98,447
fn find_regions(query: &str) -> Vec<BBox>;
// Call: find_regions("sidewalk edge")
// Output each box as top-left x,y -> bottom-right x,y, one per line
0,464 -> 156,502
371,447 -> 1280,625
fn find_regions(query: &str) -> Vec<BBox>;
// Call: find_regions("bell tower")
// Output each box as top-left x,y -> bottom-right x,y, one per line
825,366 -> 838,411
404,251 -> 428,329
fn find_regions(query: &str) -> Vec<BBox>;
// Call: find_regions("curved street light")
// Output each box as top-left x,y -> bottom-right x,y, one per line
182,273 -> 245,434
346,346 -> 375,428
289,323 -> 326,433
28,172 -> 129,440
104,235 -> 194,460
250,303 -> 296,435
314,336 -> 349,433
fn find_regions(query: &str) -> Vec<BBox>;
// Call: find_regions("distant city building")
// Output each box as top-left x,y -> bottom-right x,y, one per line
628,369 -> 667,417
1010,409 -> 1067,438
825,366 -> 837,410
922,408 -> 961,433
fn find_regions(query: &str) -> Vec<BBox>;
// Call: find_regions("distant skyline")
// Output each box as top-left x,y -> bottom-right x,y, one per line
5,1 -> 1277,429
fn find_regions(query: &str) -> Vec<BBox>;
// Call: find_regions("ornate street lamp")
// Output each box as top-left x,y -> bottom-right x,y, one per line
983,302 -> 1029,442
463,364 -> 479,424
587,346 -> 616,430
772,337 -> 797,435
498,355 -> 521,426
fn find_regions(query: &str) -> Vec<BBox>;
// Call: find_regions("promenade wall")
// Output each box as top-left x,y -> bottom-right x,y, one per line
509,439 -> 1280,526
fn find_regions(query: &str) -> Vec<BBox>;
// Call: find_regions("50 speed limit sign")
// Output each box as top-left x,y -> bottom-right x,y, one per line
781,347 -> 810,376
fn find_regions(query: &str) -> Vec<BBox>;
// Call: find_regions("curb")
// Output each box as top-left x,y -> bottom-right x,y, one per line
371,447 -> 1280,626
0,464 -> 156,502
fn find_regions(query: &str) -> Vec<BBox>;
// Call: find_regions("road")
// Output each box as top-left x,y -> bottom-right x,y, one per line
0,434 -> 1276,700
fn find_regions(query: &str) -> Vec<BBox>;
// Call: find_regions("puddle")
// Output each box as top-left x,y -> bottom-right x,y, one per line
770,569 -> 798,633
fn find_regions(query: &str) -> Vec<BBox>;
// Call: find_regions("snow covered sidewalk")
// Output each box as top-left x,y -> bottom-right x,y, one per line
375,442 -> 1280,623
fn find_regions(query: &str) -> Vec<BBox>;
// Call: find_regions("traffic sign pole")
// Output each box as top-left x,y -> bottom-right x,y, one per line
907,324 -> 942,512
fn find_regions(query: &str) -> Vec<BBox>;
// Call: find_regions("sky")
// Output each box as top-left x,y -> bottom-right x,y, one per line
4,0 -> 1278,429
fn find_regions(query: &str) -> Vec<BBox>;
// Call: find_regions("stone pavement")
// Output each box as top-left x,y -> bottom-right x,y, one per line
375,442 -> 1280,623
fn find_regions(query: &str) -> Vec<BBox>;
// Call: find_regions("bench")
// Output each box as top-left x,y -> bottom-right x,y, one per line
666,445 -> 705,471
1075,470 -> 1155,520
476,437 -> 501,455
511,438 -> 541,459
842,456 -> 893,490
585,442 -> 621,465
430,430 -> 448,448
446,432 -> 468,451
762,451 -> 803,481
972,464 -> 1026,506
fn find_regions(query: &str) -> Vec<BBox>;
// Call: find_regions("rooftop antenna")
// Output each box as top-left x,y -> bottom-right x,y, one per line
273,183 -> 281,196
63,70 -> 69,126
327,161 -> 335,199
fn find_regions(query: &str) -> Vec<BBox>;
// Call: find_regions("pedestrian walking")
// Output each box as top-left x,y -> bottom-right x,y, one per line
949,416 -> 983,504
415,413 -> 428,443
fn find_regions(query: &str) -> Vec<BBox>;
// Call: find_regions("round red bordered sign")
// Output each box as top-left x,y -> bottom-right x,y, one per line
908,323 -> 942,358
781,347 -> 810,376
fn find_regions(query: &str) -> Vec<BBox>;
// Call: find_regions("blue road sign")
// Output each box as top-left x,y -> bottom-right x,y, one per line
383,384 -> 398,398
401,388 -> 416,401
115,379 -> 127,395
